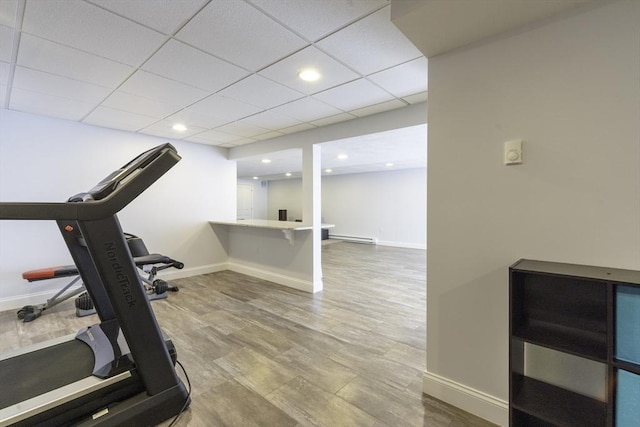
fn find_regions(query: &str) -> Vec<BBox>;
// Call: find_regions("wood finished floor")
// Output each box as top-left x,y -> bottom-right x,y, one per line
0,242 -> 495,427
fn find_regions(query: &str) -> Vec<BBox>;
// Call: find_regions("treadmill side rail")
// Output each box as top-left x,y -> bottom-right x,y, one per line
0,372 -> 132,426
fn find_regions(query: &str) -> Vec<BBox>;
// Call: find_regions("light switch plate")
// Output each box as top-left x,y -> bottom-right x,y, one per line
505,139 -> 523,165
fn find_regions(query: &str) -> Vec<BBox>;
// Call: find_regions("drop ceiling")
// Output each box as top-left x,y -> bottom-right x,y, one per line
237,123 -> 427,180
0,0 -> 428,148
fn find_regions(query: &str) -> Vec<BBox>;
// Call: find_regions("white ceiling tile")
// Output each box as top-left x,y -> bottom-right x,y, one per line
165,108 -> 230,129
215,121 -> 269,138
279,123 -> 316,134
0,84 -> 6,102
0,25 -> 14,62
142,39 -> 249,92
367,57 -> 428,97
83,105 -> 158,131
185,129 -> 238,145
270,97 -> 342,122
3,0 -> 426,146
22,0 -> 165,66
228,138 -> 259,147
102,90 -> 182,118
189,94 -> 262,121
218,74 -> 304,109
119,70 -> 208,106
403,91 -> 428,105
86,0 -> 208,35
253,130 -> 284,141
238,110 -> 301,131
13,66 -> 111,104
182,137 -> 220,147
237,148 -> 302,179
259,46 -> 359,95
312,79 -> 394,111
140,119 -> 206,139
175,0 -> 307,71
0,60 -> 9,85
310,113 -> 356,127
17,34 -> 134,88
10,87 -> 96,120
246,0 -> 388,41
349,99 -> 406,118
316,6 -> 423,75
0,1 -> 17,28
317,124 -> 427,173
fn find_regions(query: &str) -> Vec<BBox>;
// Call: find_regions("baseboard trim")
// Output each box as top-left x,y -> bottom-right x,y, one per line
0,288 -> 78,313
377,240 -> 426,250
0,261 -> 317,311
156,262 -> 228,280
227,261 -> 317,293
423,371 -> 508,426
0,263 -> 228,312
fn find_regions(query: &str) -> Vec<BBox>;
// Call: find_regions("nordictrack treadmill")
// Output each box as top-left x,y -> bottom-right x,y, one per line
0,143 -> 189,426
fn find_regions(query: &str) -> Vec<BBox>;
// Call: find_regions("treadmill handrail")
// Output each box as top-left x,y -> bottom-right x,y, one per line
0,144 -> 180,221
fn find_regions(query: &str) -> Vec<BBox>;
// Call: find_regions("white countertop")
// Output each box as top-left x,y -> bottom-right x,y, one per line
209,219 -> 334,231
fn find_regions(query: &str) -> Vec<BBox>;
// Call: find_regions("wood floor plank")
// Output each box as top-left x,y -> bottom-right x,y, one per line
0,242 -> 496,427
214,347 -> 299,396
274,345 -> 358,394
336,375 -> 442,427
183,379 -> 298,427
266,376 -> 378,427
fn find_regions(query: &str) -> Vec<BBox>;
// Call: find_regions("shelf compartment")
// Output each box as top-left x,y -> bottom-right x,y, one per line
512,376 -> 606,427
511,271 -> 607,360
615,369 -> 640,427
615,285 -> 640,365
522,342 -> 607,402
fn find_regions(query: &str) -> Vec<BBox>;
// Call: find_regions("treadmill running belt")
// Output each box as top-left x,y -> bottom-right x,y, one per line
0,339 -> 95,409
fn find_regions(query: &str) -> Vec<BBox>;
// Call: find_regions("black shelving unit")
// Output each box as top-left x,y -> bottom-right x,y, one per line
509,259 -> 640,427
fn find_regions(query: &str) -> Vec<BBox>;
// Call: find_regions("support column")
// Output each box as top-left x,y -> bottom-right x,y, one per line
302,144 -> 323,293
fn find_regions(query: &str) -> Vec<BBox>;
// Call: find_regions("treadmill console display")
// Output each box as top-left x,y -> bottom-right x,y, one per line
69,143 -> 177,202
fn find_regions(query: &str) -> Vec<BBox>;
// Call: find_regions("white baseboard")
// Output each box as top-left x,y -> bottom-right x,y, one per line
423,371 -> 508,426
0,263 -> 228,312
0,288 -> 80,313
227,261 -> 318,293
377,240 -> 426,250
156,262 -> 227,281
0,261 -> 317,312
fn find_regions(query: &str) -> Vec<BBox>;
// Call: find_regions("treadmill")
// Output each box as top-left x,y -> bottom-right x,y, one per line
0,143 -> 190,426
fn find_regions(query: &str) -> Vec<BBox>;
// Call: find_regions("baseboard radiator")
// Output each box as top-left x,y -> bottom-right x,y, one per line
330,234 -> 378,245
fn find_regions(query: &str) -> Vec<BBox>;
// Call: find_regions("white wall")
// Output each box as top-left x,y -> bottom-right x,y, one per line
424,1 -> 640,424
266,168 -> 427,249
267,179 -> 303,221
322,168 -> 426,248
0,110 -> 236,309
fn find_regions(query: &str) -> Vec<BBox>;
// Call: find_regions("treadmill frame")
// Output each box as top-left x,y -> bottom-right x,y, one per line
0,144 -> 189,426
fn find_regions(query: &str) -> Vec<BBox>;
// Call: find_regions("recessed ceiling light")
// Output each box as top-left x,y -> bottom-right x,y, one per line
252,176 -> 259,180
298,69 -> 320,82
337,154 -> 348,160
285,172 -> 292,177
385,162 -> 394,167
172,123 -> 187,132
261,159 -> 271,164
325,169 -> 333,173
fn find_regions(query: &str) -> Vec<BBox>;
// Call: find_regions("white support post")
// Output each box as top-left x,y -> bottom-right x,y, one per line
302,144 -> 323,293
